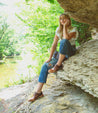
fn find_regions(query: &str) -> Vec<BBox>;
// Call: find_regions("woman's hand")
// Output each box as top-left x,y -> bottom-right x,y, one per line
45,58 -> 51,63
63,19 -> 70,27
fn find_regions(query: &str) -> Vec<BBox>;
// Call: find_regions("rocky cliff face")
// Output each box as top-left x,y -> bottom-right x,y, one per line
57,0 -> 98,28
0,73 -> 98,113
57,39 -> 98,98
0,1 -> 98,113
0,39 -> 98,113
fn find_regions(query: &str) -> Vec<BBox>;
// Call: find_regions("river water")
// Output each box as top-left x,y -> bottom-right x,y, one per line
0,52 -> 37,89
0,1 -> 38,89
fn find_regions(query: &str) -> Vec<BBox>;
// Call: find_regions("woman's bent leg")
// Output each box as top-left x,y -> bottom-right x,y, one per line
38,63 -> 49,83
36,82 -> 44,93
28,59 -> 58,102
56,54 -> 66,66
48,39 -> 71,73
57,38 -> 76,66
59,39 -> 76,57
57,39 -> 69,66
38,58 -> 58,83
37,58 -> 58,92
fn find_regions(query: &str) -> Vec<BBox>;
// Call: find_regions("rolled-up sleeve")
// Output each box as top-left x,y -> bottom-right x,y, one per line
71,27 -> 79,39
68,27 -> 79,45
55,27 -> 60,39
75,27 -> 79,40
70,27 -> 79,39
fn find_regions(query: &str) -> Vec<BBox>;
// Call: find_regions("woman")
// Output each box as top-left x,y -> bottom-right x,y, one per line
28,13 -> 78,102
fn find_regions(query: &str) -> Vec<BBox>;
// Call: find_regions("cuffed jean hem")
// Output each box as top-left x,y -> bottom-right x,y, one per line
58,52 -> 69,59
38,80 -> 46,83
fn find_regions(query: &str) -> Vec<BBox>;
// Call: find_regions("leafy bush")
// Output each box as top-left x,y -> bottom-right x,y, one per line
16,0 -> 92,75
0,17 -> 23,59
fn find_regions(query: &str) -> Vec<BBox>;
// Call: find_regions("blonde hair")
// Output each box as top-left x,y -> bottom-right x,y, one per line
57,13 -> 73,39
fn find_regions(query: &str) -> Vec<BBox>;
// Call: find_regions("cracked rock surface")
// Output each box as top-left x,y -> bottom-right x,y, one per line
57,39 -> 98,98
0,73 -> 98,113
57,0 -> 98,28
0,39 -> 98,113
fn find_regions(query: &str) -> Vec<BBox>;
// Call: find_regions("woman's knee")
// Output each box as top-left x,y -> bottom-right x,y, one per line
43,61 -> 54,70
60,39 -> 68,44
42,62 -> 48,68
40,63 -> 48,73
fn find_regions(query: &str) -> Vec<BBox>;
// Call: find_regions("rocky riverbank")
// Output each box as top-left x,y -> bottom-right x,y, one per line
0,39 -> 98,113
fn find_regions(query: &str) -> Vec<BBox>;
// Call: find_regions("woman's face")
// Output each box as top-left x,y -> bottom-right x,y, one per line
60,15 -> 69,25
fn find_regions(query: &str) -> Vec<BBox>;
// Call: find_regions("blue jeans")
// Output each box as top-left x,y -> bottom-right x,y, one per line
38,39 -> 76,83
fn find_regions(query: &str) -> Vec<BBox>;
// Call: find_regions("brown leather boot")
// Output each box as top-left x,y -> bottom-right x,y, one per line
48,64 -> 63,73
28,91 -> 44,102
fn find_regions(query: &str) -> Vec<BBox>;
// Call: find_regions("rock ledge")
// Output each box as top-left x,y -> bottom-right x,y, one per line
57,39 -> 98,98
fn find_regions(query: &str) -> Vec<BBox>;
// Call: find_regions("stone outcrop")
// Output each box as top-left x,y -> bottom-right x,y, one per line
57,0 -> 98,28
57,39 -> 98,98
0,11 -> 98,110
0,1 -> 98,113
91,28 -> 98,39
0,77 -> 37,113
0,74 -> 98,113
0,39 -> 98,113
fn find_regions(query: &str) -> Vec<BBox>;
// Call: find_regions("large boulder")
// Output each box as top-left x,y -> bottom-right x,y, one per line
57,39 -> 98,98
0,40 -> 98,113
57,0 -> 98,28
1,74 -> 98,113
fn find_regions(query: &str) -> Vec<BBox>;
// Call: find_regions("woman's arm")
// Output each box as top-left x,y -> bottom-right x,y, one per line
63,25 -> 69,39
67,32 -> 76,40
46,34 -> 59,62
63,25 -> 76,40
49,34 -> 59,59
63,19 -> 76,40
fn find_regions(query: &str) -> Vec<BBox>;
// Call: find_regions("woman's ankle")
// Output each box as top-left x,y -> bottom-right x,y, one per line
36,91 -> 42,94
56,63 -> 62,66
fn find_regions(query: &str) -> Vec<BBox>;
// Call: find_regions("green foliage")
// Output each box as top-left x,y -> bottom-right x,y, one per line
25,0 -> 30,2
25,0 -> 55,4
4,73 -> 33,88
16,0 -> 64,75
16,0 -> 92,75
47,0 -> 54,3
0,17 -> 23,59
0,0 -> 92,88
71,18 -> 92,44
